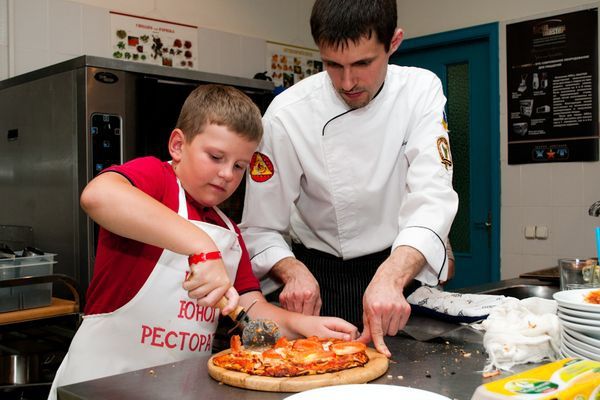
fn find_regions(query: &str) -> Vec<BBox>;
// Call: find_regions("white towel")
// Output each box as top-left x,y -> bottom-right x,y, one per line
407,286 -> 507,320
476,297 -> 560,372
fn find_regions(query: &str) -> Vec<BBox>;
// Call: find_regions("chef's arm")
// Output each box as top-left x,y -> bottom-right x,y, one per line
239,117 -> 303,280
269,257 -> 322,315
393,74 -> 458,286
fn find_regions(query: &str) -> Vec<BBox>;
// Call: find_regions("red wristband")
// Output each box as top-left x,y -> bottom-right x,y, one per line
188,251 -> 222,265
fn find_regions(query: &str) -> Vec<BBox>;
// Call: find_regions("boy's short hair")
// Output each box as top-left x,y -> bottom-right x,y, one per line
176,84 -> 263,143
310,0 -> 397,52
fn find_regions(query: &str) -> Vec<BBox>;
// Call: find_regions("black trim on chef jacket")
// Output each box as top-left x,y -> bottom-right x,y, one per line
321,81 -> 386,136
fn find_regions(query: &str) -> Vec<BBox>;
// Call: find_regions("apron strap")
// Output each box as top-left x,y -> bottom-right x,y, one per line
212,206 -> 236,233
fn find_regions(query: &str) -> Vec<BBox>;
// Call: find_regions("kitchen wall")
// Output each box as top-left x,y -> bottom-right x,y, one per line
2,0 -> 600,280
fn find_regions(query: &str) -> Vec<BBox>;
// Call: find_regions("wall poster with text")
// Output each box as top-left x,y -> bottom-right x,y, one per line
266,41 -> 322,92
110,11 -> 198,70
507,9 -> 598,164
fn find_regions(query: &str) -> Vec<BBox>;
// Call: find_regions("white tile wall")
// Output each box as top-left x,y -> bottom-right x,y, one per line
215,30 -> 242,78
7,0 -> 268,78
0,0 -> 7,47
520,163 -> 552,206
500,158 -> 600,279
82,5 -> 109,57
241,35 -> 267,79
196,27 -> 220,74
552,162 -> 584,207
49,0 -> 82,55
0,44 -> 7,80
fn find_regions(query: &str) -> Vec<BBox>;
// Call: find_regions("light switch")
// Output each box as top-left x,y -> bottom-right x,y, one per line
524,225 -> 536,239
535,225 -> 548,239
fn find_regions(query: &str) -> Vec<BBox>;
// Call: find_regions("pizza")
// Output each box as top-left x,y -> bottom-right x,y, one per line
211,335 -> 369,377
584,289 -> 600,304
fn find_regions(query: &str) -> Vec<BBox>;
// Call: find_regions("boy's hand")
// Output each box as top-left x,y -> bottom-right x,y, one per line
183,259 -> 238,310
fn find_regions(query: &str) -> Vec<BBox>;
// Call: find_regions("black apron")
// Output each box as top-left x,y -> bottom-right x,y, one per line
291,243 -> 420,330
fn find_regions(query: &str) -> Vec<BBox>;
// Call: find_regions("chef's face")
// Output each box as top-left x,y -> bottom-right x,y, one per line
169,124 -> 257,207
320,29 -> 403,109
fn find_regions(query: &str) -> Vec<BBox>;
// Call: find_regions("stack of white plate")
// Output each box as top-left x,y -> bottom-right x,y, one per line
553,288 -> 600,360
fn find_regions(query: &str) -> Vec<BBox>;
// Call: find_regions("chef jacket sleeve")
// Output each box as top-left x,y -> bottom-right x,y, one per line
392,73 -> 459,286
239,115 -> 303,286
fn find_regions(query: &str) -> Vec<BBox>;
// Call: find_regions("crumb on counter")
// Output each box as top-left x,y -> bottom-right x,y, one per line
482,370 -> 501,378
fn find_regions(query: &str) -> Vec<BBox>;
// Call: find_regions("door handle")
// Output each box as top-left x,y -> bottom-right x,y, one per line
474,211 -> 492,231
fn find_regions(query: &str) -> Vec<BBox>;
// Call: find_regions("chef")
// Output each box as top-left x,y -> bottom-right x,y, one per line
239,0 -> 458,357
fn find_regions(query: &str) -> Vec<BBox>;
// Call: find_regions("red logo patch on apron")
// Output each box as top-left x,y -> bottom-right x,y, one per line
249,152 -> 274,182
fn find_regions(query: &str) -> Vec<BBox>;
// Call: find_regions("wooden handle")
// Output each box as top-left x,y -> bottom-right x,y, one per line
216,296 -> 244,321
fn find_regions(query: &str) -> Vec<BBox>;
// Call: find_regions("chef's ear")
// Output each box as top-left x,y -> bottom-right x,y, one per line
168,129 -> 185,161
388,28 -> 404,54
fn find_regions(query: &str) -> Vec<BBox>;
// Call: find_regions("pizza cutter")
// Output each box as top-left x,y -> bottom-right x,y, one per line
216,297 -> 282,349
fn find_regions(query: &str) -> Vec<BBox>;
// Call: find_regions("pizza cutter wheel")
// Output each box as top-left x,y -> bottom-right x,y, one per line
216,298 -> 281,349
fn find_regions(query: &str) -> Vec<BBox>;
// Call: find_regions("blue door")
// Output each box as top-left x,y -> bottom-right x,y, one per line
391,24 -> 500,289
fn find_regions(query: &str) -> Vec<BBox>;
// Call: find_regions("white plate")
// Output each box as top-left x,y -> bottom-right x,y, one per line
563,331 -> 600,358
563,326 -> 600,347
558,311 -> 600,326
558,305 -> 600,320
562,338 -> 600,361
560,342 -> 578,359
284,384 -> 451,400
560,319 -> 600,336
553,288 -> 600,312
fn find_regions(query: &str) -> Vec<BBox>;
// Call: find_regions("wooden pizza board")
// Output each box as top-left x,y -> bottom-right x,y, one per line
207,348 -> 388,392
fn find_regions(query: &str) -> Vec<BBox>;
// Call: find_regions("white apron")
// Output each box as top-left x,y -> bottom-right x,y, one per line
48,180 -> 241,399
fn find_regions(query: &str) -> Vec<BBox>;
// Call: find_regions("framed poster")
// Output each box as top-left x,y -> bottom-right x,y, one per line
506,9 -> 598,164
110,11 -> 198,70
266,41 -> 322,92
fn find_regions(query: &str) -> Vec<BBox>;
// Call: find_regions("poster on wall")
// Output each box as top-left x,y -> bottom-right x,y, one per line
266,41 -> 322,92
506,9 -> 598,164
109,11 -> 198,70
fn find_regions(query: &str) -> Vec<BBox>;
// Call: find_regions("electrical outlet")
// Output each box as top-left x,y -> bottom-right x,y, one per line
524,225 -> 536,239
535,225 -> 548,239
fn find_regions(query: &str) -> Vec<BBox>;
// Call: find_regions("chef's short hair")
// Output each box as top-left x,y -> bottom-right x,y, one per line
176,84 -> 263,143
310,0 -> 397,52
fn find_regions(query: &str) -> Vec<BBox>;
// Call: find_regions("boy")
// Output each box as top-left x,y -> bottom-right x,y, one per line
48,85 -> 358,399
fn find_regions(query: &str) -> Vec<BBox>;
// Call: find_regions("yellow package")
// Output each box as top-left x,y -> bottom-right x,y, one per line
471,358 -> 600,399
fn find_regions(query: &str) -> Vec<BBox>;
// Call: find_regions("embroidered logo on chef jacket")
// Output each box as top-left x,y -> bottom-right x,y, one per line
249,152 -> 274,182
441,111 -> 449,131
436,137 -> 453,170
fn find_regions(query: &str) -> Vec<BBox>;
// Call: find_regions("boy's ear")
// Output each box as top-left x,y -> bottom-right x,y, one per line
168,129 -> 185,161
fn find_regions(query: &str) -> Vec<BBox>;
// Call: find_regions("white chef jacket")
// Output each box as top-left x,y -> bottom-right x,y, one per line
239,65 -> 458,291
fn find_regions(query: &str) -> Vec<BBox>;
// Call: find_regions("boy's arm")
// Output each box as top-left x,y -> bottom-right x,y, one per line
239,291 -> 358,341
81,171 -> 236,311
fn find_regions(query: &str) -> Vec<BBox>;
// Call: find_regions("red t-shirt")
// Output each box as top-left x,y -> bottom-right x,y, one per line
84,156 -> 260,315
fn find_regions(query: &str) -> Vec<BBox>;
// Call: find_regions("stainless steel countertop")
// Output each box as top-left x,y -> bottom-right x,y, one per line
57,279 -> 556,400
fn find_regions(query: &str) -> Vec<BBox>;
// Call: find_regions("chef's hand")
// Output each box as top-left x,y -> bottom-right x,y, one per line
357,246 -> 425,357
294,315 -> 359,342
183,258 -> 239,314
271,257 -> 322,316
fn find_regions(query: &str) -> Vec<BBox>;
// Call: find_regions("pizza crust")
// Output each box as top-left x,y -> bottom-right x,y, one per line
208,347 -> 389,392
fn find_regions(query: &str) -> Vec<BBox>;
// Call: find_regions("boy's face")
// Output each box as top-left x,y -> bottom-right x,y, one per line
169,125 -> 257,208
320,28 -> 403,109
